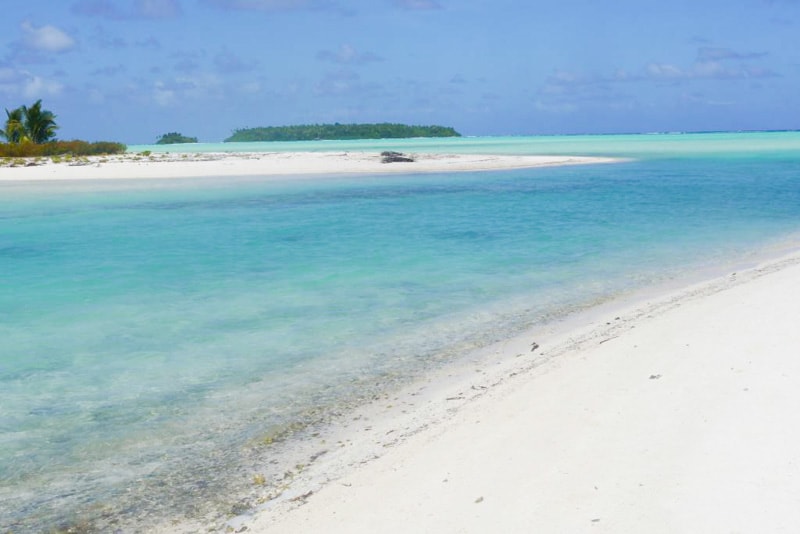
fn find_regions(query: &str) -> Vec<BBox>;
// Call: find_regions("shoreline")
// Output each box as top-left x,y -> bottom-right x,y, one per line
0,151 -> 618,181
207,247 -> 800,533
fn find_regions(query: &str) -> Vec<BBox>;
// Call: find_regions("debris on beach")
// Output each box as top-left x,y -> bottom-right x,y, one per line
290,490 -> 314,503
381,151 -> 415,163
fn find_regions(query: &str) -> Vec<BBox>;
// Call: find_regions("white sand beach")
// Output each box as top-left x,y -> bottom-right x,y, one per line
232,252 -> 800,534
0,151 -> 615,181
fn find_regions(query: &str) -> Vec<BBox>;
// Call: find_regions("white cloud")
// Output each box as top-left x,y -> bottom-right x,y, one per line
152,73 -> 225,106
21,21 -> 76,53
643,46 -> 777,81
317,44 -> 383,65
646,60 -> 777,81
153,81 -> 176,106
534,44 -> 779,117
23,75 -> 64,98
313,69 -> 383,97
0,68 -> 63,98
314,70 -> 359,96
646,63 -> 684,79
542,46 -> 777,102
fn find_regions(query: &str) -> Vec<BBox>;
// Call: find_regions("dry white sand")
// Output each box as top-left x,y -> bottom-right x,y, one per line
236,253 -> 800,534
0,151 -> 615,181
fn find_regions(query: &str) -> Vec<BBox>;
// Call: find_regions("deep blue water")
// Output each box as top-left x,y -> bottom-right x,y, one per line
2,132 -> 800,531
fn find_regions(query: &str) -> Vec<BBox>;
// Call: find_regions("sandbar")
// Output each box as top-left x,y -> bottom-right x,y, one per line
0,151 -> 616,181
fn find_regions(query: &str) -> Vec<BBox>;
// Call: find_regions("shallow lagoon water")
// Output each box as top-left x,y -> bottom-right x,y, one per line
2,132 -> 800,531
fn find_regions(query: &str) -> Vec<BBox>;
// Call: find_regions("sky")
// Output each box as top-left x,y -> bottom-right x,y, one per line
1,0 -> 799,143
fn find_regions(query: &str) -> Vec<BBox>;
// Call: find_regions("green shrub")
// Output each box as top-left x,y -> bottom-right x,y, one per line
0,140 -> 127,158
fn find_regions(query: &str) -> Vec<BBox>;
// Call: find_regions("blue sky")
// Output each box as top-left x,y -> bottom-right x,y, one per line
1,0 -> 798,143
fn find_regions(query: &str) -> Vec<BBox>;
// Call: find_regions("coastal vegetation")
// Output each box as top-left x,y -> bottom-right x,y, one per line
225,123 -> 461,142
0,140 -> 127,158
2,100 -> 58,144
1,100 -> 126,158
156,132 -> 198,144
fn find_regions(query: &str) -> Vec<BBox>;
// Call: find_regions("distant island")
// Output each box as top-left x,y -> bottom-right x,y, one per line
225,123 -> 461,142
156,132 -> 198,144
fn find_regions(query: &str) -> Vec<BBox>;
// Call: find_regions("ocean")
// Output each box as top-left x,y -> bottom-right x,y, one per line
2,132 -> 800,531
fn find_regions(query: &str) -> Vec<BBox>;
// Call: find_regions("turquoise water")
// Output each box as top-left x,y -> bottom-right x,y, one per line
130,130 -> 800,159
3,132 -> 800,531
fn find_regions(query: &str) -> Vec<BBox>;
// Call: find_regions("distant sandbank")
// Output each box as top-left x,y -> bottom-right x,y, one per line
0,151 -> 617,181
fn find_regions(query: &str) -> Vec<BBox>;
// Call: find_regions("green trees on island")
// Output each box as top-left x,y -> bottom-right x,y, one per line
2,107 -> 25,144
225,123 -> 461,142
1,100 -> 125,158
2,100 -> 58,144
3,102 -> 460,157
156,132 -> 198,144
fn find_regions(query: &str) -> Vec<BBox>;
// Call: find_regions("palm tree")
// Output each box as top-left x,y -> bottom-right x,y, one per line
22,100 -> 58,144
1,107 -> 25,143
1,100 -> 59,145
